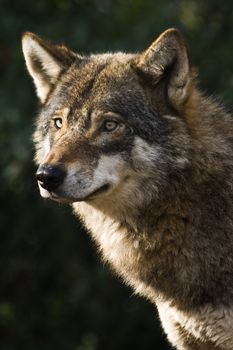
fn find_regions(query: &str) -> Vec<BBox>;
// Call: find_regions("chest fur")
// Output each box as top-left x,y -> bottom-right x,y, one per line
73,202 -> 233,349
73,202 -> 157,296
157,300 -> 233,349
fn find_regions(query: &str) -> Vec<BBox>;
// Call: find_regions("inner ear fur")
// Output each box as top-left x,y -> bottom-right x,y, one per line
22,32 -> 78,103
133,28 -> 192,109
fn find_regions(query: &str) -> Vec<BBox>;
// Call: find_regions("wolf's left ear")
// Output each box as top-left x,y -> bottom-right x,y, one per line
133,28 -> 191,108
22,32 -> 77,103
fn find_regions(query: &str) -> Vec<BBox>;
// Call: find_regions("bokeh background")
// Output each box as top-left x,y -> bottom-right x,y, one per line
1,0 -> 233,349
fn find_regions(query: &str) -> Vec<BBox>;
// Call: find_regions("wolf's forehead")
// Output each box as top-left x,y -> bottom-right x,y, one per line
53,54 -> 145,121
61,54 -> 135,99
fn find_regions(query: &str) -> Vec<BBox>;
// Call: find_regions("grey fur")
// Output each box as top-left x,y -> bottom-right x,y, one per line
22,28 -> 233,349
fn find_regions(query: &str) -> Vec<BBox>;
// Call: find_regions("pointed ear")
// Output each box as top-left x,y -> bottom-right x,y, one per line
133,28 -> 191,108
22,32 -> 77,103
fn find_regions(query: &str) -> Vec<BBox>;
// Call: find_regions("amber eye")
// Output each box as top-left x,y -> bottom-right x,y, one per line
104,120 -> 118,132
53,118 -> 63,129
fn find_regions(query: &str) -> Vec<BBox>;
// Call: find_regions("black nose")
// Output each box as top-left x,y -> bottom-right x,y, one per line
36,164 -> 66,191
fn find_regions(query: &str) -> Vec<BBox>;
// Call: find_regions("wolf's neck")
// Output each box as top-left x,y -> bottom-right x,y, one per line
72,193 -> 191,301
73,167 -> 233,310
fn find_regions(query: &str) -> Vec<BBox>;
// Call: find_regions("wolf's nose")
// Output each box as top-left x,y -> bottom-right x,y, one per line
36,164 -> 66,191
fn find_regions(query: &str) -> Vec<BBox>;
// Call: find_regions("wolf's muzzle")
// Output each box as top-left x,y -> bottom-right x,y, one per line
36,164 -> 66,191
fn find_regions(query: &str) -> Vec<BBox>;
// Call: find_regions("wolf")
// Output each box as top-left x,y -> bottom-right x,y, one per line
22,28 -> 233,349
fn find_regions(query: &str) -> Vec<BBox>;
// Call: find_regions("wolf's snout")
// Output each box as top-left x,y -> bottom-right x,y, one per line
36,164 -> 66,191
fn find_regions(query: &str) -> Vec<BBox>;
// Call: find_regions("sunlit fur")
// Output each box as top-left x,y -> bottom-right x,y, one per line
23,28 -> 233,349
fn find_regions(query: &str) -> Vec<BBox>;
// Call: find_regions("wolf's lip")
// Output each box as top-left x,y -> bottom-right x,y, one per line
48,183 -> 110,203
85,183 -> 110,200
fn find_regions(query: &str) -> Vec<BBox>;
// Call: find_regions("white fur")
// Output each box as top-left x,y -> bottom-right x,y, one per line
74,201 -> 142,286
38,185 -> 51,199
66,154 -> 125,200
34,133 -> 51,166
162,114 -> 177,120
132,137 -> 161,169
157,299 -> 233,349
41,135 -> 51,159
22,35 -> 62,102
92,154 -> 124,188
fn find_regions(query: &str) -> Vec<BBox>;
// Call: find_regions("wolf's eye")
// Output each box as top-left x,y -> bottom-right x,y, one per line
53,118 -> 63,129
103,120 -> 118,132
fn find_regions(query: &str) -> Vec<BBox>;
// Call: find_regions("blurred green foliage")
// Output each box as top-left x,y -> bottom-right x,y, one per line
1,0 -> 233,349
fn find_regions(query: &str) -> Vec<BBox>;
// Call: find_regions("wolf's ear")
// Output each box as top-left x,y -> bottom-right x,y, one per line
22,32 -> 77,103
133,28 -> 191,108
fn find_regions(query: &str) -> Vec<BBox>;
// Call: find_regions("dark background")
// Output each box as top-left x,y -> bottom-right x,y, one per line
1,1 -> 233,349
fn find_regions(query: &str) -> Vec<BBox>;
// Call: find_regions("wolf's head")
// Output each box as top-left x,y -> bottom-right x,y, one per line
22,29 -> 194,209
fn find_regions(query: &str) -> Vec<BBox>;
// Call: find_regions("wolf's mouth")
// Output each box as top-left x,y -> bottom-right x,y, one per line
42,183 -> 111,203
85,183 -> 110,200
